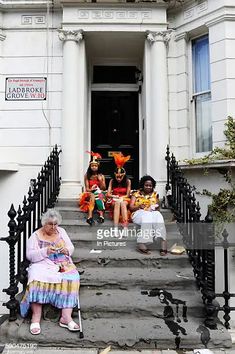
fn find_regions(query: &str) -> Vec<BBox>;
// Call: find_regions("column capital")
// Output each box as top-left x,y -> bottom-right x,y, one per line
146,30 -> 173,45
58,29 -> 83,43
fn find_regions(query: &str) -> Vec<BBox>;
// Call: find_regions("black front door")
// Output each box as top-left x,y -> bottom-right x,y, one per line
91,91 -> 139,188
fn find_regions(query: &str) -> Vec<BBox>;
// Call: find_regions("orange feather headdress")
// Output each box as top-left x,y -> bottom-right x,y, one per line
113,153 -> 130,174
86,151 -> 102,165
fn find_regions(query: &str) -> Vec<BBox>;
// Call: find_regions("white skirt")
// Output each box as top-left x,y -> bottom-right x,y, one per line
132,209 -> 166,244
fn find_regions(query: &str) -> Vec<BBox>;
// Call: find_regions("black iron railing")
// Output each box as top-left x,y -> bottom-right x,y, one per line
165,145 -> 235,329
0,145 -> 61,321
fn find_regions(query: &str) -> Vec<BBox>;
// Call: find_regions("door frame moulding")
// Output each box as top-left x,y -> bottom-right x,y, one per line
91,84 -> 139,92
88,78 -> 142,179
89,60 -> 141,92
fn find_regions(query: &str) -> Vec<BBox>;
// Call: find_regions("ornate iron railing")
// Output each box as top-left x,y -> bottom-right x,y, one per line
165,145 -> 235,329
0,145 -> 61,321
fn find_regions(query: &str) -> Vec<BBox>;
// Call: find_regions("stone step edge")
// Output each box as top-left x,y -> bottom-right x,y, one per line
77,289 -> 205,310
72,249 -> 189,261
61,220 -> 177,226
0,317 -> 231,349
58,206 -> 173,216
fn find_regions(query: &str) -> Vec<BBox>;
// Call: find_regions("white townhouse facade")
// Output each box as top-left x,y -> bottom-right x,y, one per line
0,0 -> 235,315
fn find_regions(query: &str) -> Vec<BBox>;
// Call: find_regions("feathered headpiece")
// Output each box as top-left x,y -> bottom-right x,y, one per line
113,153 -> 130,174
86,151 -> 102,165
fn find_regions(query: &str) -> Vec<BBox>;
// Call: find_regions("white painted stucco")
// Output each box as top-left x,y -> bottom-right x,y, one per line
0,0 -> 235,320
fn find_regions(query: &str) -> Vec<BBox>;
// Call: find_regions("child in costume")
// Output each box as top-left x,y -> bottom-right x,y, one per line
79,151 -> 106,225
106,153 -> 131,227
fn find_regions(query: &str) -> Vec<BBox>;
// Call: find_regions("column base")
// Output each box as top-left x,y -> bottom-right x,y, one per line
59,181 -> 83,199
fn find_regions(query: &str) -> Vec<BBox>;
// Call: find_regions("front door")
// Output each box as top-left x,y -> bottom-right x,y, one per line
91,91 -> 139,189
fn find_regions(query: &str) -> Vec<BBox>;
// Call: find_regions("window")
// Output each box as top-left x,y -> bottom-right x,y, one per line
93,66 -> 137,84
192,35 -> 212,153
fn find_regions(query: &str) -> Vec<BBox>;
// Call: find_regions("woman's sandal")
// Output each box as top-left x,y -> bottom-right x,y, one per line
136,246 -> 151,255
160,249 -> 168,256
97,215 -> 104,223
86,217 -> 95,226
30,322 -> 41,335
59,320 -> 80,332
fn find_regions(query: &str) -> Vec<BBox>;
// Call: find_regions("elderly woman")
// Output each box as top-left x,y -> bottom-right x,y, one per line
20,209 -> 80,335
130,175 -> 167,256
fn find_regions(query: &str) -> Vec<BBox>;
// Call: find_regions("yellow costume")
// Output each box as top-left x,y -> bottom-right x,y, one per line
132,191 -> 159,211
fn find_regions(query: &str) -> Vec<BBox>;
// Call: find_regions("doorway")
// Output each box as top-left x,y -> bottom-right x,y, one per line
91,91 -> 139,189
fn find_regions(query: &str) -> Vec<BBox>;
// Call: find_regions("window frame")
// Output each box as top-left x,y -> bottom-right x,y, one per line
190,33 -> 212,156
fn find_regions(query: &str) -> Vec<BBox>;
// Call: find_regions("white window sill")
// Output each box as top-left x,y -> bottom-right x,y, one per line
179,159 -> 235,170
0,163 -> 19,172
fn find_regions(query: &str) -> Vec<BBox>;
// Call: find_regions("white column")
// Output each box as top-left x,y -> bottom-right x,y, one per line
58,29 -> 85,199
145,31 -> 171,196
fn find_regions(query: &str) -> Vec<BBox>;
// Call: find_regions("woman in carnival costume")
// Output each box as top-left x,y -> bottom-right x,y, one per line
130,175 -> 167,256
106,153 -> 131,228
79,151 -> 106,226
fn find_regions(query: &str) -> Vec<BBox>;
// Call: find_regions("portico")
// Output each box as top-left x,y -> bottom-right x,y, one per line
58,2 -> 171,198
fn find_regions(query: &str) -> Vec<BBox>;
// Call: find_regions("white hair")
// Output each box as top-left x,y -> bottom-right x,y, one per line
41,209 -> 62,226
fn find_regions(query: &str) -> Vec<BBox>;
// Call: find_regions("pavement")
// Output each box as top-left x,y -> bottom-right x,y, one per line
1,347 -> 235,354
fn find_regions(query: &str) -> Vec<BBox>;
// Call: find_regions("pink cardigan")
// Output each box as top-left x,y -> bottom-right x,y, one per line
26,226 -> 75,284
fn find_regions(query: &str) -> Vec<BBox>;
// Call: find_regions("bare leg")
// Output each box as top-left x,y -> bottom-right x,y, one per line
160,239 -> 167,255
120,201 -> 128,225
161,240 -> 167,249
60,308 -> 79,329
99,210 -> 104,217
113,201 -> 121,226
31,303 -> 42,333
87,193 -> 95,219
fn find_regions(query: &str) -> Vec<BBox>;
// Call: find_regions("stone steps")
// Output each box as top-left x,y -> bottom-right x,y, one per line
68,228 -> 180,241
69,229 -> 183,251
0,200 -> 232,350
56,199 -> 173,217
78,288 -> 205,319
1,316 -> 231,350
72,239 -> 183,251
73,248 -> 190,268
56,201 -> 174,223
60,220 -> 178,234
79,266 -> 195,289
58,207 -> 174,222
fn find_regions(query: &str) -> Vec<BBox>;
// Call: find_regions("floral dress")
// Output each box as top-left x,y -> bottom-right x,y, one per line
131,190 -> 159,212
20,230 -> 80,318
